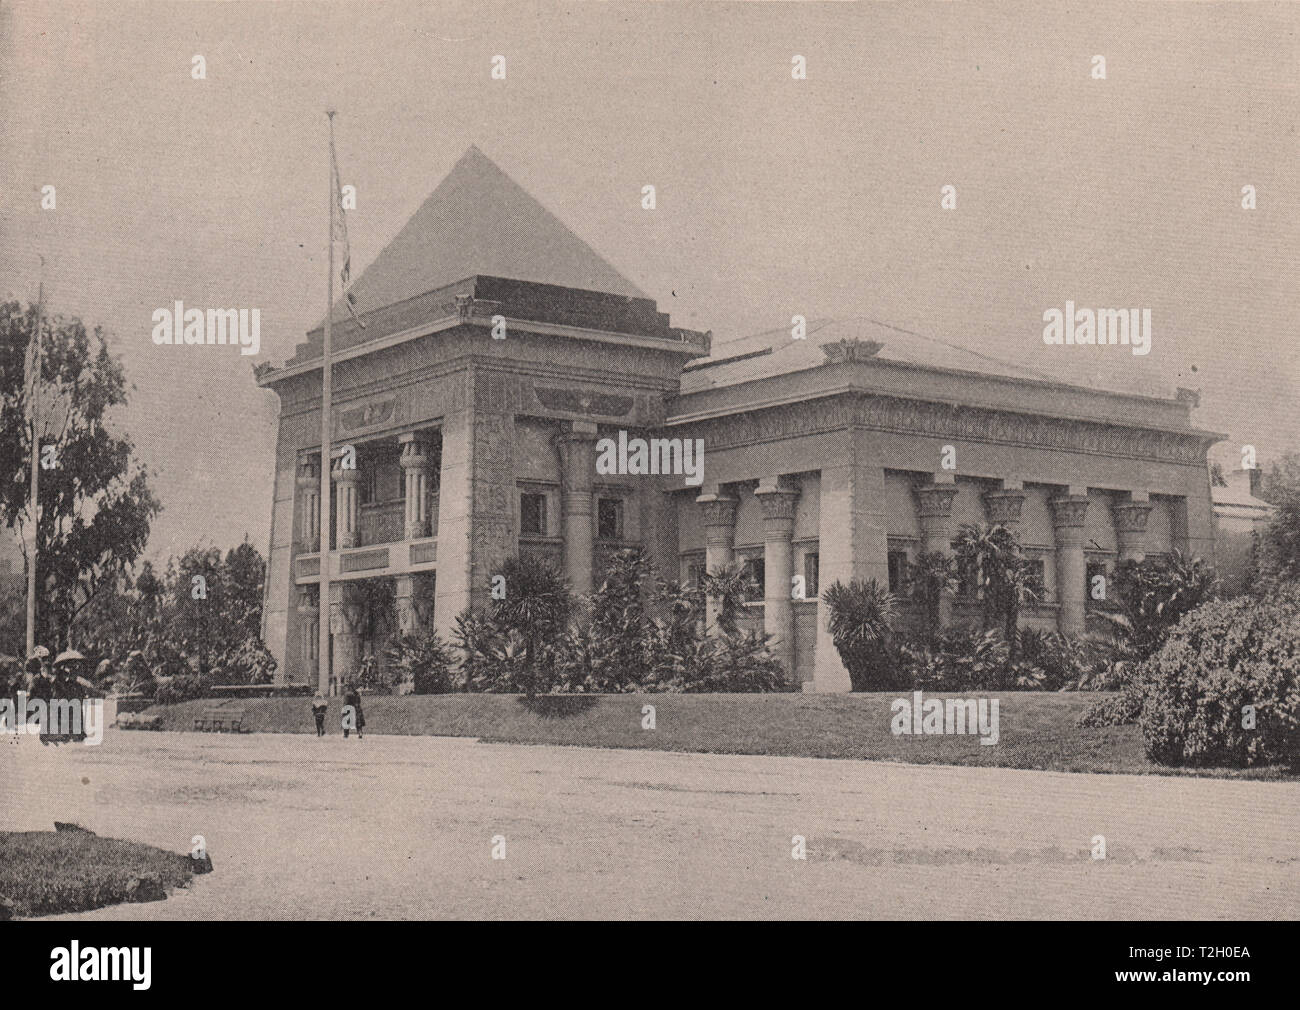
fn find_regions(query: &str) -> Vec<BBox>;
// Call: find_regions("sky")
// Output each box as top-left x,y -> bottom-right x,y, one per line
1,0 -> 1296,564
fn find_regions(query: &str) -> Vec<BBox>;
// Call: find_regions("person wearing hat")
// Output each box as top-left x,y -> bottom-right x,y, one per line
342,682 -> 365,739
26,646 -> 54,742
53,650 -> 88,742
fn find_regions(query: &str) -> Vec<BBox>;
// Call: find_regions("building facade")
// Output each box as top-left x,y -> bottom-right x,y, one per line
258,147 -> 1225,693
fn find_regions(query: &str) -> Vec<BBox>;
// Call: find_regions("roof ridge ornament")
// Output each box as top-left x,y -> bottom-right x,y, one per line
821,336 -> 884,364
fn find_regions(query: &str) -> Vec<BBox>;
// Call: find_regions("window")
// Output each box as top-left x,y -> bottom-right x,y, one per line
803,552 -> 819,598
741,557 -> 765,602
359,465 -> 377,505
956,552 -> 980,600
887,551 -> 909,595
597,497 -> 623,541
520,493 -> 547,536
686,561 -> 706,590
1024,557 -> 1047,602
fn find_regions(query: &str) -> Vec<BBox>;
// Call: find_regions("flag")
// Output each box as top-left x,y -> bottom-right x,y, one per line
329,130 -> 366,329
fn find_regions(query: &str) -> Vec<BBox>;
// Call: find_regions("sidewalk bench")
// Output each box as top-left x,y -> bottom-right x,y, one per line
197,707 -> 247,732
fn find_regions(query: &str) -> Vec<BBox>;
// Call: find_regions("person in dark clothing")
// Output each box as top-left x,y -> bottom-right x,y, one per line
342,684 -> 364,739
311,694 -> 328,736
26,650 -> 55,744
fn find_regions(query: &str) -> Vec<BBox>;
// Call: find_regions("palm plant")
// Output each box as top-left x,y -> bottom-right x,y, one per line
490,556 -> 573,697
821,578 -> 899,690
953,523 -> 1041,657
701,562 -> 754,636
908,551 -> 959,633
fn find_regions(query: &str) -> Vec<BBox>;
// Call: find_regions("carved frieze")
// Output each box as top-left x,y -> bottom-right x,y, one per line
686,393 -> 1208,466
536,386 -> 634,417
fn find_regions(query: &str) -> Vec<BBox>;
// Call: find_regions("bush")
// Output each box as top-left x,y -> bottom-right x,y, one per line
383,631 -> 456,694
822,579 -> 899,690
153,673 -> 208,705
587,547 -> 655,690
1100,553 -> 1218,661
1135,591 -> 1300,767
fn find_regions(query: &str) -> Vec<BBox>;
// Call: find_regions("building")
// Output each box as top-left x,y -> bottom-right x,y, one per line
1212,467 -> 1276,594
257,146 -> 1225,693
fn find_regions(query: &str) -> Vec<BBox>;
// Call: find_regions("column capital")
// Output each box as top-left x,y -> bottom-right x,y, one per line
297,458 -> 320,488
1049,494 -> 1090,529
915,483 -> 960,519
333,462 -> 361,485
399,438 -> 428,469
696,493 -> 739,528
984,489 -> 1026,525
756,484 -> 799,537
1111,500 -> 1153,533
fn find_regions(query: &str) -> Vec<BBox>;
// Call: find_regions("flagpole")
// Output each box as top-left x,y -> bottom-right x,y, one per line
319,110 -> 336,697
25,264 -> 45,659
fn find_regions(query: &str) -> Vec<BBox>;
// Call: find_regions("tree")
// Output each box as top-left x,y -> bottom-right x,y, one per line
953,523 -> 1043,656
587,547 -> 655,690
491,556 -> 572,697
908,551 -> 958,633
1256,452 -> 1300,589
0,301 -> 161,649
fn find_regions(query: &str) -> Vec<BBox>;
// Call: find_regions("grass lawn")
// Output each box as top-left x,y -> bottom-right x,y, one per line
0,829 -> 194,919
140,692 -> 1296,780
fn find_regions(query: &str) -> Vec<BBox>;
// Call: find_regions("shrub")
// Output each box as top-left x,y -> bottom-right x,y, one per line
383,631 -> 457,694
822,579 -> 899,690
658,629 -> 791,693
1099,552 -> 1218,661
491,557 -> 573,697
1135,591 -> 1300,767
587,547 -> 656,690
895,626 -> 1009,691
153,673 -> 208,705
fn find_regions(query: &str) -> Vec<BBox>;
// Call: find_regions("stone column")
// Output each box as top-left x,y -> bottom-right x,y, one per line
755,477 -> 800,676
696,490 -> 739,632
395,573 -> 435,636
555,420 -> 599,597
916,478 -> 960,627
1112,494 -> 1153,562
329,581 -> 365,694
399,434 -> 431,540
1050,492 -> 1090,635
813,436 -> 889,694
333,460 -> 361,549
433,406 -> 516,642
297,457 -> 320,551
294,586 -> 319,687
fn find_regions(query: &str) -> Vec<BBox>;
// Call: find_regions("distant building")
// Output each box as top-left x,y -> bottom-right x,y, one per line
257,147 -> 1225,693
1213,467 -> 1275,594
